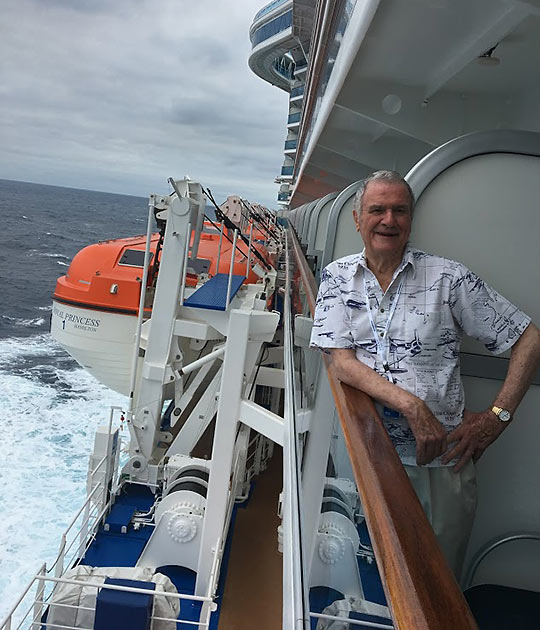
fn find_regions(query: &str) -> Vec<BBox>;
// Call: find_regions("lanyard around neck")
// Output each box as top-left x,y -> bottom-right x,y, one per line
363,270 -> 404,383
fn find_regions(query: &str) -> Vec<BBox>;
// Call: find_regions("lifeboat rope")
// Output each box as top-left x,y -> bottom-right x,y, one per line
239,198 -> 280,245
147,219 -> 166,288
204,188 -> 272,271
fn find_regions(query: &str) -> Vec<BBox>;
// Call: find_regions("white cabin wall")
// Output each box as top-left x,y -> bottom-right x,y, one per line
408,144 -> 540,590
462,374 -> 540,590
410,153 -> 540,328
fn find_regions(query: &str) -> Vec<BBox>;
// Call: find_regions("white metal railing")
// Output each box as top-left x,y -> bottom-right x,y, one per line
282,234 -> 309,629
52,407 -> 124,578
225,228 -> 239,308
310,611 -> 393,628
1,567 -> 216,630
1,408 -> 128,630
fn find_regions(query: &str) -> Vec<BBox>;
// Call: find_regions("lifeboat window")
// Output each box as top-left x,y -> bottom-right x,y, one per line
118,249 -> 153,267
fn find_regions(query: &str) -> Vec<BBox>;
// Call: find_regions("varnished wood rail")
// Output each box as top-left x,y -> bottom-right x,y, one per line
289,228 -> 477,630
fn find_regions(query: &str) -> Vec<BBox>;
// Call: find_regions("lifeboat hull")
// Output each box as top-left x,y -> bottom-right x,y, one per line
51,301 -> 137,396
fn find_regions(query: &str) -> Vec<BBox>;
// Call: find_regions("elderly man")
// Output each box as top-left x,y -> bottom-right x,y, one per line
310,170 -> 540,577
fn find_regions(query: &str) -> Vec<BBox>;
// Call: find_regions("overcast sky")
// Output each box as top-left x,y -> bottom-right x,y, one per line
0,0 -> 289,207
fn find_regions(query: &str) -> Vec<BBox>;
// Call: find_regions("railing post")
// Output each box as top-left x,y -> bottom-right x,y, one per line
226,229 -> 238,307
253,433 -> 264,476
55,534 -> 66,579
216,220 -> 224,273
179,221 -> 192,306
78,500 -> 90,559
32,565 -> 46,630
200,541 -> 220,627
102,406 -> 116,517
246,221 -> 254,276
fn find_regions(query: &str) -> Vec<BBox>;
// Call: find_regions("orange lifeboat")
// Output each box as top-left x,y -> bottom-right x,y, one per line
53,223 -> 273,315
51,221 -> 275,395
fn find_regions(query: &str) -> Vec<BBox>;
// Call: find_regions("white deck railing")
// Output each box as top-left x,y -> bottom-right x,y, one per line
1,567 -> 216,630
282,233 -> 309,629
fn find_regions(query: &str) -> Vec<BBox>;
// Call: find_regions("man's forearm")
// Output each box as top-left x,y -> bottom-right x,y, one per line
443,322 -> 540,471
492,322 -> 540,415
330,347 -> 448,464
330,348 -> 416,414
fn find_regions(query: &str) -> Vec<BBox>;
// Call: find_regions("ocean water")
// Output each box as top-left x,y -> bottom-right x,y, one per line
0,179 -> 150,619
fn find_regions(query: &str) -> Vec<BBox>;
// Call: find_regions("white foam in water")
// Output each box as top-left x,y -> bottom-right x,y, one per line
0,316 -> 46,328
0,334 -> 127,620
37,253 -> 70,260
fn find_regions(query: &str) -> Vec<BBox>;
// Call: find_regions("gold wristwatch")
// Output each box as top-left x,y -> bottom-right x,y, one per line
491,405 -> 512,422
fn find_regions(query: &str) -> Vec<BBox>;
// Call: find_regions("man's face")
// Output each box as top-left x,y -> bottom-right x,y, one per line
354,180 -> 412,257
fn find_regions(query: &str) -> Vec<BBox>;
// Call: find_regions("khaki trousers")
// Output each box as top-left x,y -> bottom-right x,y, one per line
404,461 -> 477,581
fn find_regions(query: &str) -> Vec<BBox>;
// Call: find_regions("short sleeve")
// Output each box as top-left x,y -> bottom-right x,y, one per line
309,265 -> 355,349
449,263 -> 531,355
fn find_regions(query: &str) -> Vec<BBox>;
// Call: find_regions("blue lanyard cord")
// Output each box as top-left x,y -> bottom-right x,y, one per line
363,270 -> 404,383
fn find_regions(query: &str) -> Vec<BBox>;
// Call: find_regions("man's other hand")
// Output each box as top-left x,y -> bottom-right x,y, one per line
406,399 -> 448,466
442,409 -> 507,472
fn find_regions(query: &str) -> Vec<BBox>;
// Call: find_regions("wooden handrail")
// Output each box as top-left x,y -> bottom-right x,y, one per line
289,228 -> 477,630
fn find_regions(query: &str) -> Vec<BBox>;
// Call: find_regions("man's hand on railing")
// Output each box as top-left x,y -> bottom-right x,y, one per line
442,409 -> 506,472
404,398 -> 448,466
330,348 -> 448,466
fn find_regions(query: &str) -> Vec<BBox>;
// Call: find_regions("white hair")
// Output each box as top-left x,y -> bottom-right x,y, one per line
354,170 -> 415,214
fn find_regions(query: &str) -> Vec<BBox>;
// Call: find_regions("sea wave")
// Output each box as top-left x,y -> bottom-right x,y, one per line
0,179 -> 147,620
0,333 -> 127,619
37,252 -> 70,260
0,315 -> 46,329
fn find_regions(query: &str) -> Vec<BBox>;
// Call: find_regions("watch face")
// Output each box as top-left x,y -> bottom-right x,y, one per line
499,409 -> 511,422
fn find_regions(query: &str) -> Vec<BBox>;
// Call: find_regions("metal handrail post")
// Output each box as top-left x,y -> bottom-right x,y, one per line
216,220 -> 224,274
55,534 -> 66,579
226,229 -> 238,307
78,464 -> 105,558
179,222 -> 192,306
246,221 -> 254,276
128,202 -> 154,414
32,565 -> 46,630
101,406 -> 117,517
200,538 -> 221,626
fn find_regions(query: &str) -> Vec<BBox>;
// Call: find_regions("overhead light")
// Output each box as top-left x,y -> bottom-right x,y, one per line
382,94 -> 402,115
478,44 -> 500,66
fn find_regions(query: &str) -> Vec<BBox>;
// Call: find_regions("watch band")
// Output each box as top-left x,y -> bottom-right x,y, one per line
491,406 -> 512,422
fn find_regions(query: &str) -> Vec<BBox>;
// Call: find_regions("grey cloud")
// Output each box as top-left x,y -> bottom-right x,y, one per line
0,0 -> 288,208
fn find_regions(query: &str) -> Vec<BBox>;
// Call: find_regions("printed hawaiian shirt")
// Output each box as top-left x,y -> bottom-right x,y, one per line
310,246 -> 531,466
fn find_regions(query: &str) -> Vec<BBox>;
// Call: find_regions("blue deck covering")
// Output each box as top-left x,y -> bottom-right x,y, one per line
183,273 -> 245,311
104,504 -> 136,533
82,484 -> 154,567
81,482 -> 243,630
